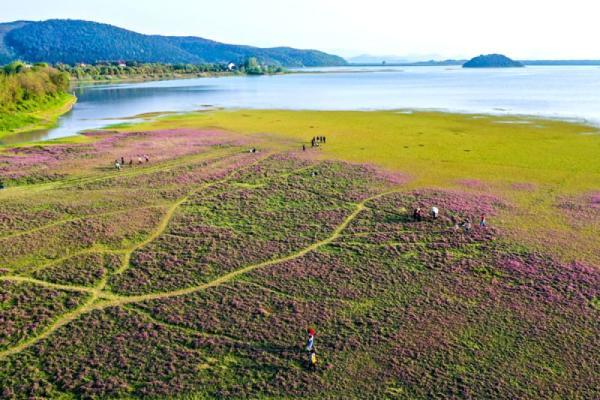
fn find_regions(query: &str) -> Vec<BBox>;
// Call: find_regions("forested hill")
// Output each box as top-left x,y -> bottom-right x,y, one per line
0,19 -> 347,67
463,54 -> 524,68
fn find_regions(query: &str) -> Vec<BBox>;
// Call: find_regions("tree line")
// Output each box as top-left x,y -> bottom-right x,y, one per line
56,62 -> 229,80
55,59 -> 285,80
0,57 -> 285,114
0,61 -> 70,113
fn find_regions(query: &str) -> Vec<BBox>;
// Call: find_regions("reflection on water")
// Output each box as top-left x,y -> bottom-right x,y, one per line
2,66 -> 600,146
0,129 -> 58,145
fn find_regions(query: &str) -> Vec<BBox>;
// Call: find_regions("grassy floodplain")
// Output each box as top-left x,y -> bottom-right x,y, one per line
0,110 -> 598,398
119,109 -> 600,264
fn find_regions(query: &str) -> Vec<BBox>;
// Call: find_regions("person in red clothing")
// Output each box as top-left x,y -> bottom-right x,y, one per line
305,328 -> 317,370
306,328 -> 315,352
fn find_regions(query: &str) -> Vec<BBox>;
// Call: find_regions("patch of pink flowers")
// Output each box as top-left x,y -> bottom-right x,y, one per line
556,191 -> 600,226
0,129 -> 251,184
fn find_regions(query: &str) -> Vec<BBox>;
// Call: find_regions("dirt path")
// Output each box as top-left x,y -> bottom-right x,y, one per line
0,275 -> 96,294
0,143 -> 402,361
0,186 -> 399,360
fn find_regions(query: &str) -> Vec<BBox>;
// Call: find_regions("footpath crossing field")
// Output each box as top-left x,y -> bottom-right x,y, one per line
0,110 -> 598,398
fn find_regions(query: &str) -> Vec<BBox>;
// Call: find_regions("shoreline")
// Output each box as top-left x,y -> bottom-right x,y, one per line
2,107 -> 598,148
0,94 -> 77,140
3,107 -> 598,150
72,70 -> 288,85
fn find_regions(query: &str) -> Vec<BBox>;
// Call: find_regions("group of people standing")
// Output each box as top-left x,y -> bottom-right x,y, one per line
413,206 -> 487,232
303,136 -> 328,151
114,155 -> 149,170
312,136 -> 326,146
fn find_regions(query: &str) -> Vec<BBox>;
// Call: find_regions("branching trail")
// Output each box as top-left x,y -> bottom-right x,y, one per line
108,199 -> 371,306
0,186 -> 400,360
113,152 -> 276,275
0,152 -> 272,359
0,275 -> 96,294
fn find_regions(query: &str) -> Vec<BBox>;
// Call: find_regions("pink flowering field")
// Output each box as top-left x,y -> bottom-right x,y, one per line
0,117 -> 598,399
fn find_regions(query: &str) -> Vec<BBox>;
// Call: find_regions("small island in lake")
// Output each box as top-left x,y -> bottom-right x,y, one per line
463,53 -> 524,68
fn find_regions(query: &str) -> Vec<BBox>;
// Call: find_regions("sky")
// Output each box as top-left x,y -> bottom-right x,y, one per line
3,0 -> 600,60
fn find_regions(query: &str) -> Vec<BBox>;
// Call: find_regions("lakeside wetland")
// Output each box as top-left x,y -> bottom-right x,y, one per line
1,107 -> 599,398
0,67 -> 599,398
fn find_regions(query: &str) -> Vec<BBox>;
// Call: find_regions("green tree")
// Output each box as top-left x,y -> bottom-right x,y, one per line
3,61 -> 27,74
244,57 -> 263,75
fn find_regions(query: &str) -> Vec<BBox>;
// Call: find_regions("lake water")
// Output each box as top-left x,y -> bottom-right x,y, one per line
3,65 -> 600,145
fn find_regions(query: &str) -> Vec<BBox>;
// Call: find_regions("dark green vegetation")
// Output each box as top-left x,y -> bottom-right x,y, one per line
0,19 -> 347,67
57,59 -> 284,81
0,62 -> 72,136
0,127 -> 598,398
463,54 -> 524,68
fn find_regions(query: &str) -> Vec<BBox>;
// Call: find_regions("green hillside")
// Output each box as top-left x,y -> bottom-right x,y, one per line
0,19 -> 347,67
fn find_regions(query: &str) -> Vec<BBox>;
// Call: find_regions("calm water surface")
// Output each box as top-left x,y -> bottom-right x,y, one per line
3,66 -> 600,145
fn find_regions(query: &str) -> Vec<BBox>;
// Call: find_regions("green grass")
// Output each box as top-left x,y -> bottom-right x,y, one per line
0,125 -> 597,399
119,109 -> 600,192
0,93 -> 76,139
112,109 -> 600,264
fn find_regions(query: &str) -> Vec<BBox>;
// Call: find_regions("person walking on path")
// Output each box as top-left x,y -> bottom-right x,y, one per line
121,157 -> 125,165
302,144 -> 306,151
480,214 -> 487,228
431,206 -> 439,219
308,348 -> 318,371
114,160 -> 121,171
306,328 -> 315,352
305,328 -> 317,371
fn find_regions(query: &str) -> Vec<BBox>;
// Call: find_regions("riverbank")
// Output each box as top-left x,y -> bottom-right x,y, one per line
72,70 -> 287,84
0,93 -> 77,139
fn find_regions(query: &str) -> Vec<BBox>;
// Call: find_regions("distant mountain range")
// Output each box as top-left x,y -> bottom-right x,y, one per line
347,54 -> 447,64
347,54 -> 600,67
348,59 -> 467,67
0,19 -> 347,67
